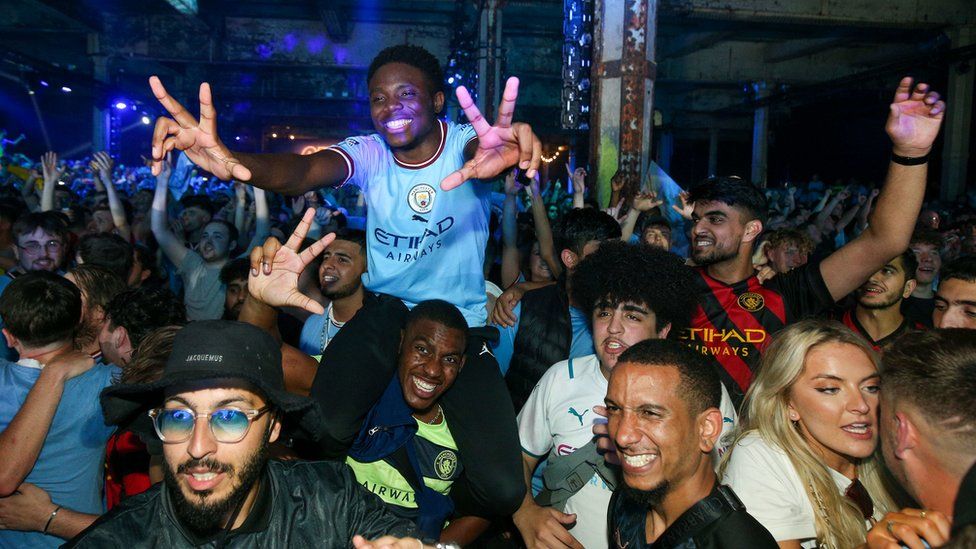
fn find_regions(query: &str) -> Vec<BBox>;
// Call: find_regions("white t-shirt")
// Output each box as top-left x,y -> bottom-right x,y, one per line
517,354 -> 739,549
722,432 -> 879,548
518,354 -> 614,549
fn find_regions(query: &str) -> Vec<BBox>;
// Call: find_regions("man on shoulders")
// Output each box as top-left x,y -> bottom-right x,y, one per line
838,250 -> 923,352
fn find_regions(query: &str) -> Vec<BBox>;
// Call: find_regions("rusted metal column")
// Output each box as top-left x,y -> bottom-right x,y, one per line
589,0 -> 657,206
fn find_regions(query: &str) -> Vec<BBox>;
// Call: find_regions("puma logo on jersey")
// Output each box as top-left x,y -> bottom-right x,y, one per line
568,407 -> 589,426
411,214 -> 429,223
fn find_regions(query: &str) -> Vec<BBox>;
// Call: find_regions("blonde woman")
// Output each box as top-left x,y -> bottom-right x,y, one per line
720,319 -> 896,548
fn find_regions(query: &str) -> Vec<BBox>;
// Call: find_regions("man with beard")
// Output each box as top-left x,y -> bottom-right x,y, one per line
64,265 -> 129,363
682,78 -> 945,407
298,229 -> 367,358
838,250 -> 923,351
152,174 -> 239,320
604,340 -> 777,548
903,230 -> 943,327
66,320 -> 418,547
0,212 -> 69,360
513,241 -> 733,549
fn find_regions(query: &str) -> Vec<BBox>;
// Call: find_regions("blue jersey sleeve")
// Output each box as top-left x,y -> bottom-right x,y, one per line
491,301 -> 522,376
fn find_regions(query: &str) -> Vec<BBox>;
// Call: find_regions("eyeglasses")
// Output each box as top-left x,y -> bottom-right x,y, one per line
148,406 -> 271,443
17,240 -> 62,254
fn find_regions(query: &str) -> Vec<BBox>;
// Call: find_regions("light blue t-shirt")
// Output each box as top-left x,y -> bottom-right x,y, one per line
0,359 -> 118,548
492,302 -> 594,376
328,120 -> 489,326
0,274 -> 14,361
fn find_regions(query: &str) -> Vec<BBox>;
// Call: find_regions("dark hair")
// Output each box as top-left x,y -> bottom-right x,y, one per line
894,249 -> 919,283
405,299 -> 467,345
133,244 -> 160,287
205,219 -> 240,250
368,44 -> 444,95
640,214 -> 671,235
555,208 -> 621,256
688,176 -> 768,225
0,204 -> 19,224
616,339 -> 721,415
333,228 -> 368,252
219,257 -> 250,285
11,211 -> 69,243
119,325 -> 181,385
68,264 -> 129,313
910,229 -> 943,250
571,240 -> 697,332
179,195 -> 215,216
105,287 -> 187,349
0,271 -> 80,347
78,233 -> 134,281
764,228 -> 814,255
883,329 -> 976,451
940,255 -> 976,285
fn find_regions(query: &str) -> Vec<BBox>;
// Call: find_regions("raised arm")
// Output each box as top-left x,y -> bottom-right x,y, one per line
525,173 -> 562,279
91,152 -> 131,240
568,166 -> 586,209
621,192 -> 664,242
148,76 -> 348,195
149,155 -> 189,267
820,77 -> 945,301
500,169 -> 522,288
39,152 -> 61,212
0,352 -> 93,496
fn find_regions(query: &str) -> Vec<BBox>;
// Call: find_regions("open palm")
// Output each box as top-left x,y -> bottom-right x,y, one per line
248,209 -> 333,314
885,77 -> 946,157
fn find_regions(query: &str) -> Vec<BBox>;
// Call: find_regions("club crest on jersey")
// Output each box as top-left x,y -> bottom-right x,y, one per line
434,450 -> 458,480
408,184 -> 436,214
737,292 -> 765,312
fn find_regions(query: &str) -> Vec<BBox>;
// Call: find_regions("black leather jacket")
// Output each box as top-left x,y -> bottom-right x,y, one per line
64,460 -> 415,548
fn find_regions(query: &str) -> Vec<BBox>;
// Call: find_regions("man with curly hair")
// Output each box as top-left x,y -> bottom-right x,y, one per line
512,241 -> 737,549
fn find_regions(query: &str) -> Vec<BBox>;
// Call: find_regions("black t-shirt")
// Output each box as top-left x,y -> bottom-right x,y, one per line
953,462 -> 976,537
837,308 -> 925,352
680,262 -> 834,406
608,483 -> 778,549
901,295 -> 935,328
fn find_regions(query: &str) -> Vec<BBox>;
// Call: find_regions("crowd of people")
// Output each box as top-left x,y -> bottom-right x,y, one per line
0,43 -> 972,549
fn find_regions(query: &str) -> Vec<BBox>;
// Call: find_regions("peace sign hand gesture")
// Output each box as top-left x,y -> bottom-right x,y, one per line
247,208 -> 334,314
440,77 -> 542,191
148,76 -> 252,182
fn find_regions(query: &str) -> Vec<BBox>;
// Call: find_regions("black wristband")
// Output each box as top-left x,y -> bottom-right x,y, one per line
891,152 -> 929,166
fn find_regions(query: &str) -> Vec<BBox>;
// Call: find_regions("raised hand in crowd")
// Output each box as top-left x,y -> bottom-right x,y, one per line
440,77 -> 542,191
247,208 -> 334,314
149,76 -> 252,181
620,191 -> 665,242
671,190 -> 693,220
568,165 -> 586,209
39,151 -> 63,212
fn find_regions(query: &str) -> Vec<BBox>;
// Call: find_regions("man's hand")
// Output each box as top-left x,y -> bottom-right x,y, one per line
671,190 -> 693,221
43,350 -> 95,382
40,152 -> 63,188
0,483 -> 54,532
441,77 -> 542,191
90,151 -> 114,181
148,76 -> 252,181
865,509 -> 950,549
351,535 -> 431,549
513,503 -> 583,549
504,168 -> 522,197
886,77 -> 946,158
632,191 -> 663,213
567,165 -> 586,195
592,405 -> 620,466
247,209 -> 334,314
490,284 -> 527,327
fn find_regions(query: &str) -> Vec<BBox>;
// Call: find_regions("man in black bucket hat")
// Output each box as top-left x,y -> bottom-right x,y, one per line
65,320 -> 419,548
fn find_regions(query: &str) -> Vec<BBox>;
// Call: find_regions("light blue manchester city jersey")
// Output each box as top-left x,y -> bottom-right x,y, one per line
328,120 -> 490,326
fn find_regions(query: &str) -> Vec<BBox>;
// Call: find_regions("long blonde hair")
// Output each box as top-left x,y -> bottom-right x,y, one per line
719,319 -> 896,548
